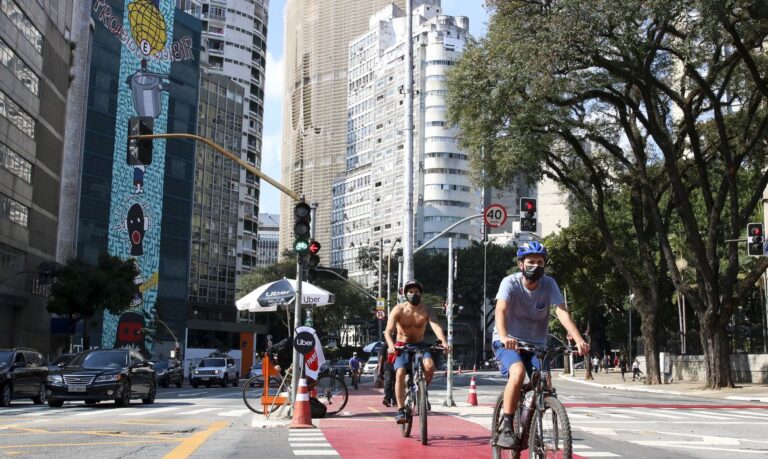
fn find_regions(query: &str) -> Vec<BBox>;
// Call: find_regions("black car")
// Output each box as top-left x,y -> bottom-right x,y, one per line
152,359 -> 183,388
46,349 -> 156,407
330,359 -> 351,377
0,347 -> 48,407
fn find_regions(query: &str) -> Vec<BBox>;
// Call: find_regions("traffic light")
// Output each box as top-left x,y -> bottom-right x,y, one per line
293,201 -> 312,254
520,197 -> 537,232
307,240 -> 321,268
127,116 -> 154,166
747,222 -> 764,257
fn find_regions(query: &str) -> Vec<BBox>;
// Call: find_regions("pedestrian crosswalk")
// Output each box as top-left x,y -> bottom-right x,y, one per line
433,402 -> 768,458
0,403 -> 256,420
288,430 -> 340,456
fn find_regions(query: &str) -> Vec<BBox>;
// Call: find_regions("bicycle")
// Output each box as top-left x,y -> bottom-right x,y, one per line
491,340 -> 575,459
395,342 -> 444,445
243,352 -> 348,416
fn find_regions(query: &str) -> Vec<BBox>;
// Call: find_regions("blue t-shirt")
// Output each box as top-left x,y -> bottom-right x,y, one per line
491,272 -> 564,346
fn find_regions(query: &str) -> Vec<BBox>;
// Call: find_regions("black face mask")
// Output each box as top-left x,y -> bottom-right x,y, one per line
407,293 -> 421,305
522,266 -> 545,282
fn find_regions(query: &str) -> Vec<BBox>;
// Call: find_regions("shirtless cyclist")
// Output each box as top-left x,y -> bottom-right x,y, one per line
384,279 -> 450,424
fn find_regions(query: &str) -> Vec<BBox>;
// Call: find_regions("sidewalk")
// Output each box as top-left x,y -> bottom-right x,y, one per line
558,368 -> 768,403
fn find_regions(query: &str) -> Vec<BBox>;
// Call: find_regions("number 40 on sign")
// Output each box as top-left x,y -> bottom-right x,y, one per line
484,204 -> 507,228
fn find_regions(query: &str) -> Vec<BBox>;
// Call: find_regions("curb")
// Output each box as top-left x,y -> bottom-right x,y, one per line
559,373 -> 685,396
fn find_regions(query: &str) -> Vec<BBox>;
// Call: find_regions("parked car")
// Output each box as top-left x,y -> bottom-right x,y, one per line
152,359 -> 183,388
46,348 -> 156,407
363,357 -> 378,375
0,347 -> 49,407
48,353 -> 77,371
247,365 -> 262,379
330,359 -> 350,377
189,357 -> 238,388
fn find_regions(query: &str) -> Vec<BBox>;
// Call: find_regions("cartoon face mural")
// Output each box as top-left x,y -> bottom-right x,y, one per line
127,203 -> 148,255
114,311 -> 148,354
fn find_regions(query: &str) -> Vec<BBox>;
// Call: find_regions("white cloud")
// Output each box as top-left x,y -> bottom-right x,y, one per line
264,50 -> 284,104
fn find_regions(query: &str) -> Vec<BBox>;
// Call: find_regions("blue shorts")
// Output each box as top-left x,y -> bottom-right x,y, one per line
393,342 -> 434,371
493,340 -> 549,378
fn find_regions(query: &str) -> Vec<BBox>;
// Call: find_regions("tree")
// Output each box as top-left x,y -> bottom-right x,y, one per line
448,0 -> 768,388
47,253 -> 138,348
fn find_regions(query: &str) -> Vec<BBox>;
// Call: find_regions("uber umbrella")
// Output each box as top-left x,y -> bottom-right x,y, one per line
235,278 -> 335,313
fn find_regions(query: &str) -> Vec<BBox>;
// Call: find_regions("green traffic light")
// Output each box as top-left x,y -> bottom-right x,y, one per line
294,238 -> 310,254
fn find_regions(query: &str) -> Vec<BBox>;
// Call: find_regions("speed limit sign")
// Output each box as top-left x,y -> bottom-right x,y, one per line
484,204 -> 508,228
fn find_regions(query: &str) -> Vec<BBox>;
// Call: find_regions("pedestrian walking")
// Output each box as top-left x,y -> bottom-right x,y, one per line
620,356 -> 628,381
591,355 -> 599,373
602,354 -> 610,373
613,354 -> 619,371
632,358 -> 642,381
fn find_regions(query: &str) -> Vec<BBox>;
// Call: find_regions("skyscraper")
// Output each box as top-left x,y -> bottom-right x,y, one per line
332,1 -> 482,285
280,0 -> 407,257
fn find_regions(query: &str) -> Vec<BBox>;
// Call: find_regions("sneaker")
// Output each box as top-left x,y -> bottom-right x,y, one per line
382,397 -> 391,407
395,409 -> 408,424
495,429 -> 518,449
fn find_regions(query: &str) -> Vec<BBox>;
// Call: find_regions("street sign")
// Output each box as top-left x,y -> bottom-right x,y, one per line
293,331 -> 315,354
483,204 -> 507,228
376,297 -> 385,311
376,310 -> 385,320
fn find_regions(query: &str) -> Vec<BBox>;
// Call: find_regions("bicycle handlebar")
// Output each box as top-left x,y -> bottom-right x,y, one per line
394,342 -> 445,353
508,337 -> 577,356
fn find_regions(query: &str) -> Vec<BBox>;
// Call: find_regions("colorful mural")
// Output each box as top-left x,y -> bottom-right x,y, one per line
95,0 -> 192,356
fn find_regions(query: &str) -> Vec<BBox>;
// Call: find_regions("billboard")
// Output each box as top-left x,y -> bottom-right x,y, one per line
94,0 -> 193,355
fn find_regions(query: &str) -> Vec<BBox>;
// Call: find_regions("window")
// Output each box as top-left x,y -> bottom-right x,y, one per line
0,37 -> 39,95
0,90 -> 35,138
0,193 -> 29,227
0,0 -> 42,53
0,142 -> 32,182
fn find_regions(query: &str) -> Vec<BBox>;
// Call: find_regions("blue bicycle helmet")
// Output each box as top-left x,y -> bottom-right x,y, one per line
517,241 -> 548,260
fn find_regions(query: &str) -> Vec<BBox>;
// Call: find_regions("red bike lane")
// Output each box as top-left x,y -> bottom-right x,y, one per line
316,387 -> 493,459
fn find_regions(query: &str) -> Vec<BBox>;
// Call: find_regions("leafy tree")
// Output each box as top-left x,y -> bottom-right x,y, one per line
47,253 -> 138,348
448,0 -> 768,388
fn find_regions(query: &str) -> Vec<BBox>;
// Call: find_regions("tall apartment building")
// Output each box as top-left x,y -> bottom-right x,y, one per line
279,0 -> 407,257
181,0 -> 269,275
331,1 -> 483,285
0,0 -> 73,354
255,213 -> 279,268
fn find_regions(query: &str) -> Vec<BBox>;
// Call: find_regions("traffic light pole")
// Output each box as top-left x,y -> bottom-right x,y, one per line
129,133 -> 300,201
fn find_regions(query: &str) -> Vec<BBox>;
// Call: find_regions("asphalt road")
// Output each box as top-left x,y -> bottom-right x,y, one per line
1,373 -> 766,458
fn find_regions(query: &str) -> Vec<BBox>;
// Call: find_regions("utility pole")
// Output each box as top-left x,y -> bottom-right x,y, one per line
402,0 -> 415,283
443,238 -> 456,407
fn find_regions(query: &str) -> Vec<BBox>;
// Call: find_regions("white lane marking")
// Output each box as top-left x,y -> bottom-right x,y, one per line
120,406 -> 179,416
289,437 -> 329,441
179,407 -> 217,415
21,410 -> 59,417
575,426 -> 619,436
724,410 -> 768,418
601,412 -> 635,419
629,410 -> 685,419
289,443 -> 332,447
175,392 -> 206,397
581,453 -> 619,457
292,451 -> 339,456
572,444 -> 592,449
677,411 -> 722,420
288,432 -> 327,437
218,409 -> 251,417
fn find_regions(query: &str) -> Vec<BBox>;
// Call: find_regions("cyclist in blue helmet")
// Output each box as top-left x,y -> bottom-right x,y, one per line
492,241 -> 589,449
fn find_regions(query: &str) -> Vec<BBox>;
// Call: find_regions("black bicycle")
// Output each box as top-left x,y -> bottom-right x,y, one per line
395,342 -> 443,445
491,340 -> 576,459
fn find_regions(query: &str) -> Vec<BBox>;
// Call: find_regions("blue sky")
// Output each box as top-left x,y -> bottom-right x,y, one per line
258,0 -> 491,214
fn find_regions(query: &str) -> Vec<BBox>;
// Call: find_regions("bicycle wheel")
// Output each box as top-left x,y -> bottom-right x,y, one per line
400,389 -> 413,438
242,376 -> 283,413
418,379 -> 428,445
491,392 -> 522,459
314,375 -> 348,415
528,396 -> 572,459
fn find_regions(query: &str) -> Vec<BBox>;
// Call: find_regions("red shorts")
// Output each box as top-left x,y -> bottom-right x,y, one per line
387,341 -> 405,365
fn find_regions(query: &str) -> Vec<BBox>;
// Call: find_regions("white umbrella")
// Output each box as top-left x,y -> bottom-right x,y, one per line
363,341 -> 385,353
235,278 -> 335,313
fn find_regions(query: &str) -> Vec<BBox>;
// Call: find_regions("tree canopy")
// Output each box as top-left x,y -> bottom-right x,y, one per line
448,0 -> 768,387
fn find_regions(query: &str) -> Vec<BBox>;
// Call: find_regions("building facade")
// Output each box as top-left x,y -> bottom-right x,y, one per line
279,0 -> 407,258
0,0 -> 73,355
332,1 -> 483,286
255,213 -> 279,268
77,0 -> 201,357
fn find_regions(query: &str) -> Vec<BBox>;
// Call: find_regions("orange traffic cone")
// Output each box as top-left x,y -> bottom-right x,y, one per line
467,376 -> 478,406
289,378 -> 315,429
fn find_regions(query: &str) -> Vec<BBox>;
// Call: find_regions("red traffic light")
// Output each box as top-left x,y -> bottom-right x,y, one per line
524,201 -> 534,211
309,240 -> 321,254
752,227 -> 762,236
